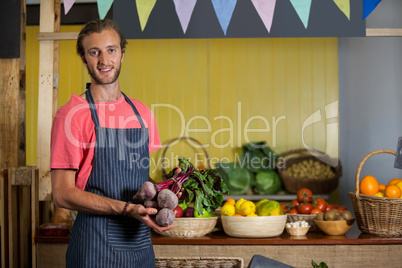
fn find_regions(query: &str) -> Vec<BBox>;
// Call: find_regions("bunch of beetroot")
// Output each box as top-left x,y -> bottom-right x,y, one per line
133,181 -> 179,227
132,157 -> 229,226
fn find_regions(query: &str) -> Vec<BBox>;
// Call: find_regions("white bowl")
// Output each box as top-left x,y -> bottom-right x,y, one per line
221,215 -> 287,238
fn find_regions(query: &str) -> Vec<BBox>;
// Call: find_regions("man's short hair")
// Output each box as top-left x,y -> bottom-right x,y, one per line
76,19 -> 128,58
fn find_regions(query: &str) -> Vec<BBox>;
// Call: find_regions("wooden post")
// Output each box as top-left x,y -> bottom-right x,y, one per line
32,168 -> 40,268
19,0 -> 27,167
0,169 -> 10,268
53,0 -> 60,116
0,59 -> 20,169
37,0 -> 55,201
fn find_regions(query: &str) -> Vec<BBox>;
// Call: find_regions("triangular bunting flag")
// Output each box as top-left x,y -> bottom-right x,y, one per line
251,0 -> 277,33
333,0 -> 350,20
289,0 -> 312,29
173,0 -> 197,34
363,0 -> 382,19
136,0 -> 157,31
211,0 -> 238,35
64,0 -> 75,15
97,0 -> 114,20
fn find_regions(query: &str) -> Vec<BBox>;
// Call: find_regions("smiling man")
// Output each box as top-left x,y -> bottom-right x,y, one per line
50,19 -> 168,267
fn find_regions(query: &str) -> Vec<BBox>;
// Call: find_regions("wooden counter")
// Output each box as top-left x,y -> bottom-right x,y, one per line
35,225 -> 402,267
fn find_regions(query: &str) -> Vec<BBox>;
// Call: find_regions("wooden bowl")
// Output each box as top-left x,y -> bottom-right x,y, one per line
155,217 -> 218,238
314,218 -> 355,236
221,215 -> 287,238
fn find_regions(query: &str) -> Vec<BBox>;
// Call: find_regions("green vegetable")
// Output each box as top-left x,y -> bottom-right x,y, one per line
239,141 -> 278,173
215,162 -> 252,195
312,260 -> 328,268
194,208 -> 214,218
253,170 -> 282,195
177,203 -> 187,211
164,157 -> 230,215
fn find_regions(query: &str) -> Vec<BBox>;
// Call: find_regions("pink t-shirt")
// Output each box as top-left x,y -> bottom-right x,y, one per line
50,93 -> 162,190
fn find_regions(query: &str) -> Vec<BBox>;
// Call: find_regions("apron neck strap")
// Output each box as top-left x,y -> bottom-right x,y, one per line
85,83 -> 146,129
85,84 -> 101,128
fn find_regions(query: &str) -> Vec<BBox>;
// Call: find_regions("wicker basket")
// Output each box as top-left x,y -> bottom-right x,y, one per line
286,226 -> 310,236
286,214 -> 319,232
154,217 -> 218,238
349,149 -> 402,237
155,257 -> 243,268
161,136 -> 211,179
278,148 -> 342,194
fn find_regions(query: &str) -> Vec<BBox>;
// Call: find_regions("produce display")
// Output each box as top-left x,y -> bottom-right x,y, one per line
285,220 -> 310,236
360,175 -> 402,198
281,188 -> 348,216
216,141 -> 283,195
281,159 -> 335,179
286,220 -> 309,228
315,209 -> 354,221
132,157 -> 229,226
221,197 -> 284,217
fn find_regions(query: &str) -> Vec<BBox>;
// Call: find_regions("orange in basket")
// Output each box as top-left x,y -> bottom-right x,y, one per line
359,175 -> 379,195
387,178 -> 402,186
385,185 -> 402,198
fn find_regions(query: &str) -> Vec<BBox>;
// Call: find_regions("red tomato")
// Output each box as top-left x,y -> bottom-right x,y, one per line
288,208 -> 298,215
291,199 -> 300,209
325,204 -> 335,212
297,188 -> 313,203
281,203 -> 291,214
313,197 -> 327,212
310,208 -> 322,215
297,203 -> 313,214
337,206 -> 348,213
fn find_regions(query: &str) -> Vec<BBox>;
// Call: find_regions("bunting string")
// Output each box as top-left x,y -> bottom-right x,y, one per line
61,0 -> 380,34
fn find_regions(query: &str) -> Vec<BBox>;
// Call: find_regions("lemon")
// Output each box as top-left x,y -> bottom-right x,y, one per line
246,213 -> 258,217
221,204 -> 235,216
235,198 -> 246,214
374,192 -> 385,197
239,200 -> 256,216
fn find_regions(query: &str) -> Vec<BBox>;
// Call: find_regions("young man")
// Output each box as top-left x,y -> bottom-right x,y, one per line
50,19 -> 170,267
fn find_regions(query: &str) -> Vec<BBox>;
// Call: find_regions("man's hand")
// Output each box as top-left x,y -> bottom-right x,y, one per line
127,203 -> 175,233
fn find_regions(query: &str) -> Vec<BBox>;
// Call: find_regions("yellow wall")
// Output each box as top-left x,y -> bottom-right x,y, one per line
26,25 -> 339,180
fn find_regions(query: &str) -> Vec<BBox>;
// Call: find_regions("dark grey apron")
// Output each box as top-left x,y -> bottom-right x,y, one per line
66,86 -> 155,267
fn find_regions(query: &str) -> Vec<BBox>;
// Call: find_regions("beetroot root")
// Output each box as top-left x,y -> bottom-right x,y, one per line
144,200 -> 160,210
133,181 -> 157,203
155,208 -> 175,227
157,189 -> 178,210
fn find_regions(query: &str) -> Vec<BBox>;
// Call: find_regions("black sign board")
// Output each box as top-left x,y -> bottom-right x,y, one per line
0,0 -> 21,58
114,0 -> 365,39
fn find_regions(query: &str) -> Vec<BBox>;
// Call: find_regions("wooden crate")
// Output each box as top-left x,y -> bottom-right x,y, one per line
1,167 -> 39,268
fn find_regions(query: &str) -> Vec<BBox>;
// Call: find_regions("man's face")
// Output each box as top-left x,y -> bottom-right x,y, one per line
81,29 -> 124,85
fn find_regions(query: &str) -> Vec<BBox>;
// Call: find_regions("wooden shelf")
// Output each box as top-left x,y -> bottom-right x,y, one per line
223,194 -> 329,202
366,28 -> 402,37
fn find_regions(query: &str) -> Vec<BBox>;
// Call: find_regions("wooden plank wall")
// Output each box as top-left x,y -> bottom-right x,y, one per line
0,59 -> 20,168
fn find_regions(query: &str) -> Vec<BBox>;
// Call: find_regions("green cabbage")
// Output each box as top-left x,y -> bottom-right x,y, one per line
253,170 -> 283,195
215,162 -> 253,195
239,141 -> 278,173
